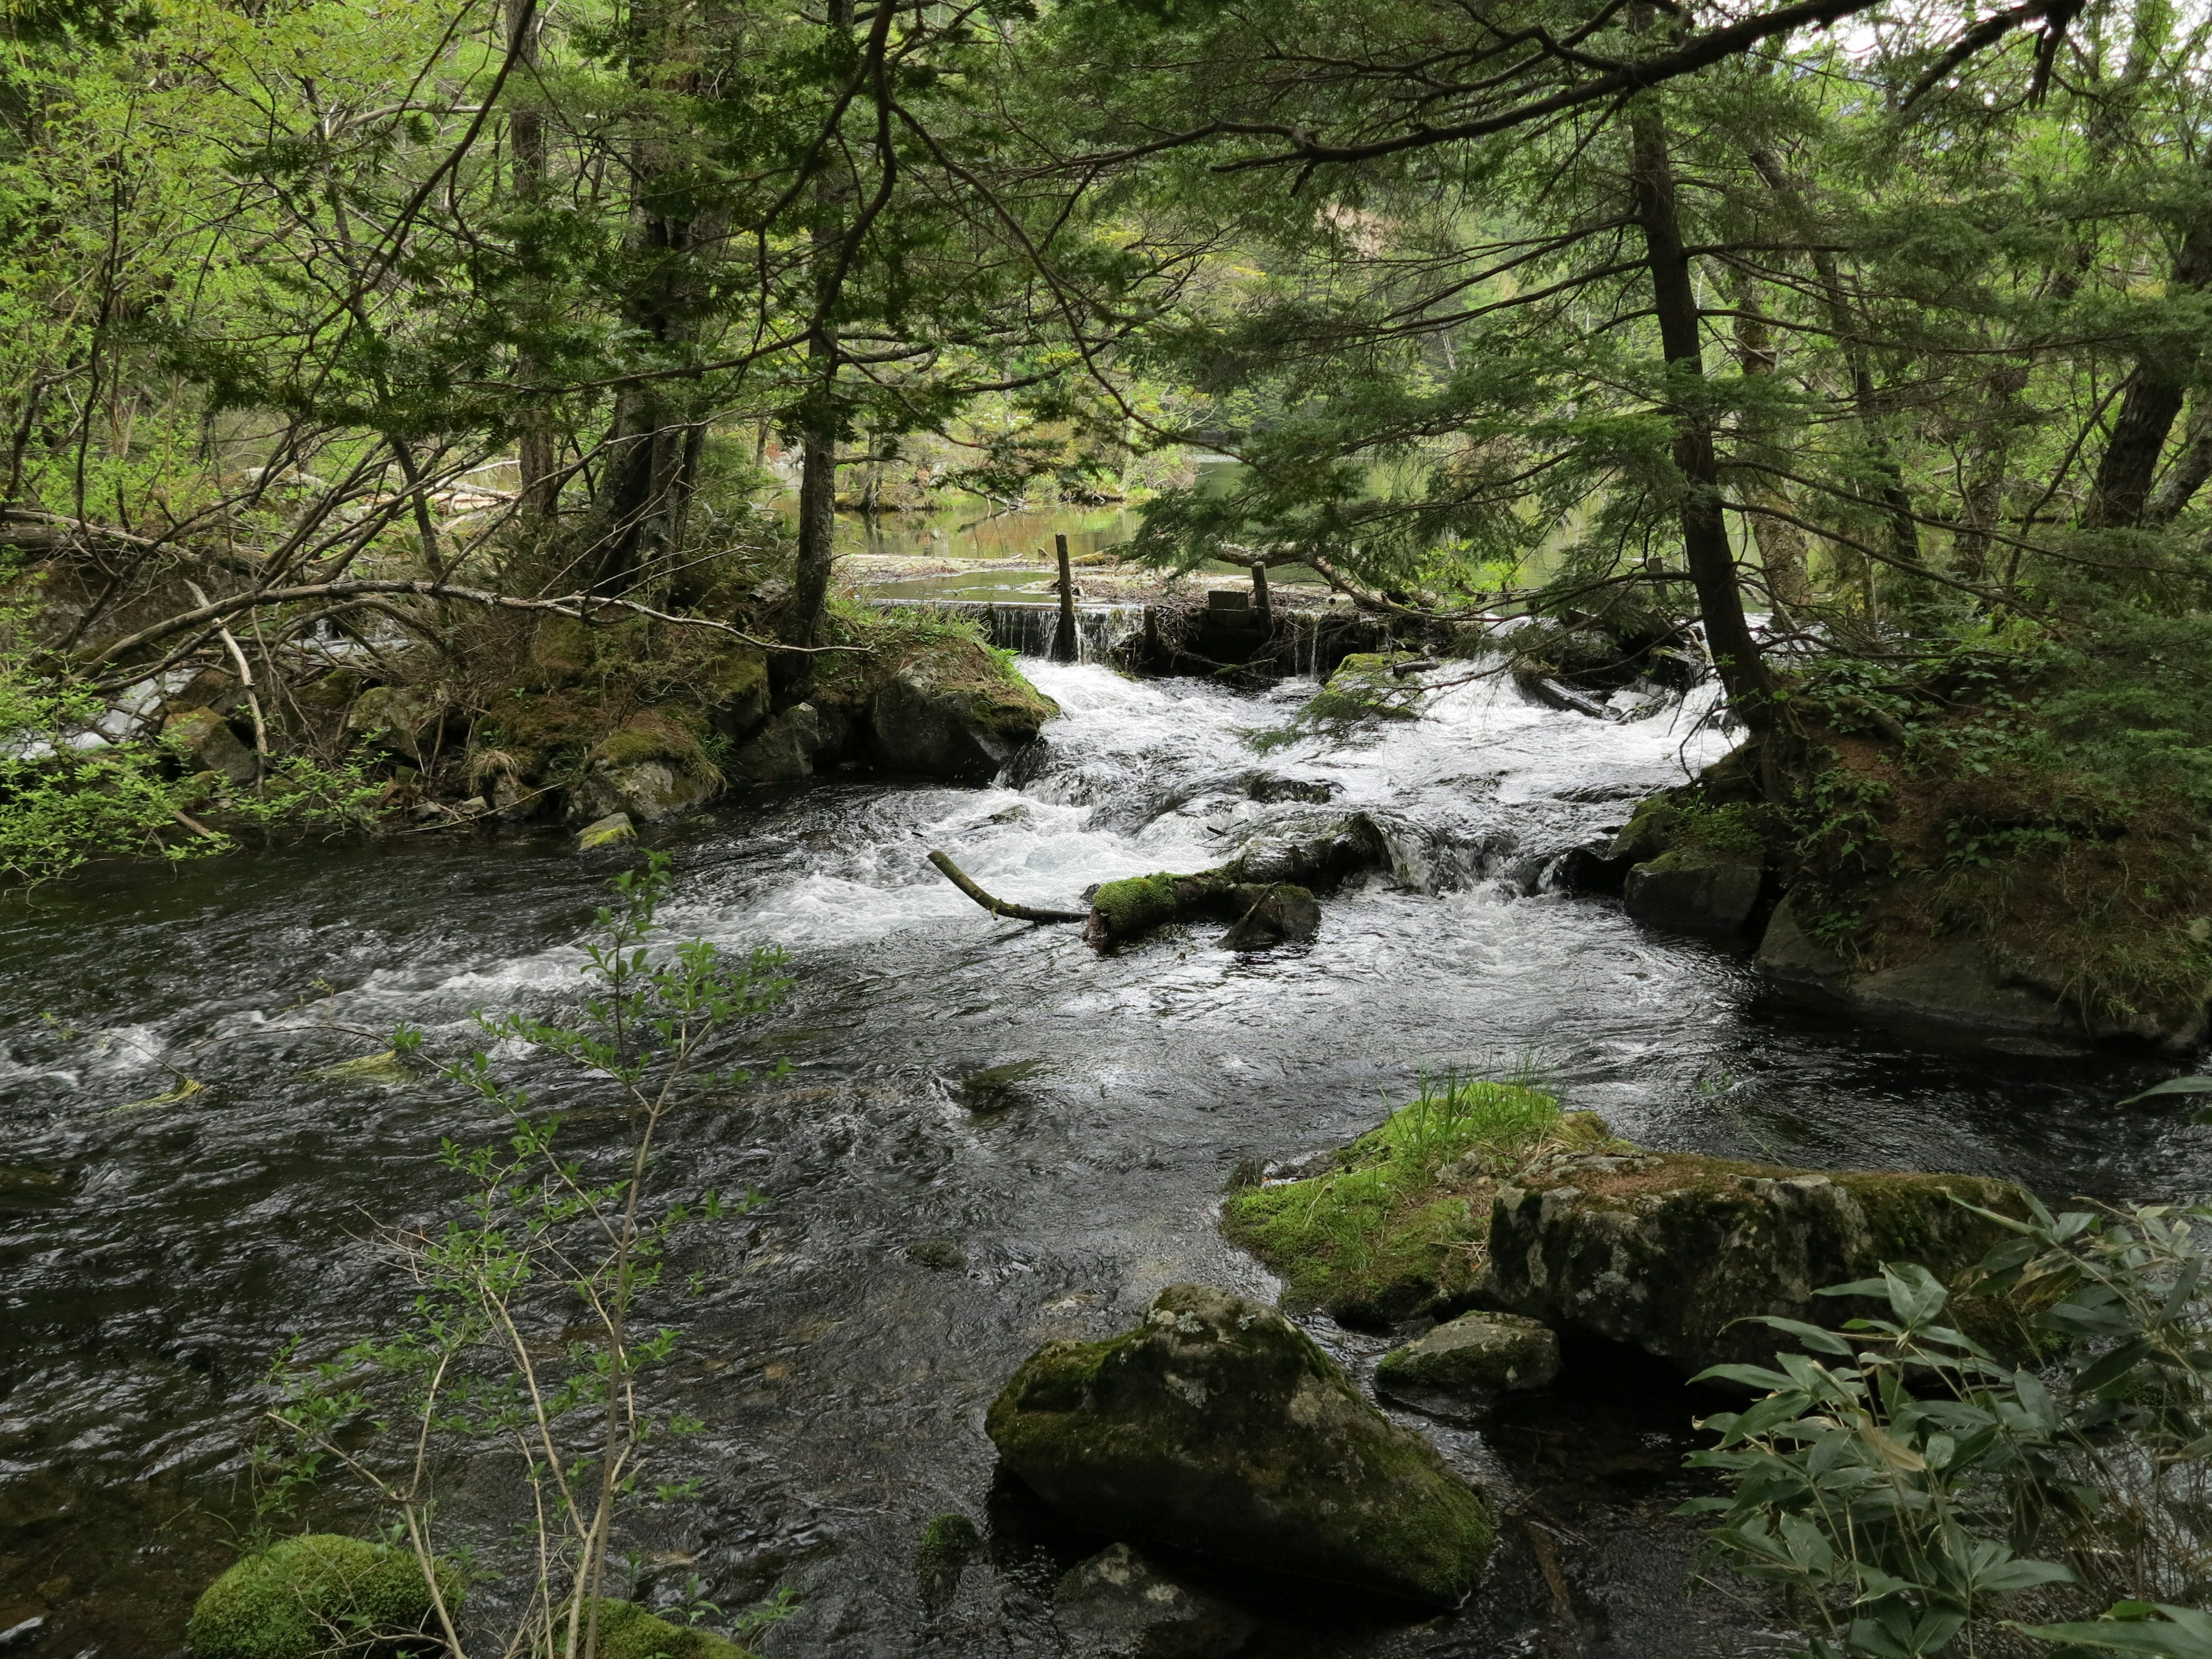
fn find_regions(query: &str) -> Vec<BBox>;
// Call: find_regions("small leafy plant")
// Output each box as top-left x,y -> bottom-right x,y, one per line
260,853 -> 796,1657
1683,1194 -> 2212,1659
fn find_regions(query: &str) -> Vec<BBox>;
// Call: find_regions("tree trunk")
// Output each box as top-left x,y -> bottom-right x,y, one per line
585,1 -> 713,594
2084,183 -> 2212,529
784,0 -> 858,649
1747,147 -> 1922,594
506,0 -> 557,522
1630,96 -> 1777,728
1727,276 -> 1813,615
2147,397 -> 2212,525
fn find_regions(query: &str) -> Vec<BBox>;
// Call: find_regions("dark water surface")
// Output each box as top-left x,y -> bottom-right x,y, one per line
3,661 -> 2206,1657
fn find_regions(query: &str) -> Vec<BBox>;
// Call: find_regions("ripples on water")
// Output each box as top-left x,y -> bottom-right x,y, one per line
2,661 -> 2206,1656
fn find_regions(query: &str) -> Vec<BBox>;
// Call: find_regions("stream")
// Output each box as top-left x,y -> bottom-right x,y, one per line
3,658 -> 2207,1657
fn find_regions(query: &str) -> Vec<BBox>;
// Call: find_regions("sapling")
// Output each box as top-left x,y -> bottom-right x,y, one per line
260,853 -> 796,1658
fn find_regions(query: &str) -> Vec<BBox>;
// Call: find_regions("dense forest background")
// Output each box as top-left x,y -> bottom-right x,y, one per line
7,0 -> 2212,1025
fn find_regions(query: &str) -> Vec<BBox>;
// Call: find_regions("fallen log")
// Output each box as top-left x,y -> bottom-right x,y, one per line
927,849 -> 1087,923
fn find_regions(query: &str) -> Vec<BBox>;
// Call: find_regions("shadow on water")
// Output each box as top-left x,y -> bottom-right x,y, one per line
3,659 -> 2206,1656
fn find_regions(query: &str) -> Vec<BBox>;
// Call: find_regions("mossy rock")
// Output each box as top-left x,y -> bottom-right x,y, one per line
1219,1086 -> 1582,1325
1375,1311 -> 1561,1409
866,637 -> 1059,781
986,1283 -> 1494,1607
184,1533 -> 461,1659
1321,653 -> 1422,717
1622,845 -> 1765,935
702,645 -> 771,741
1480,1152 -> 2039,1375
585,1598 -> 756,1659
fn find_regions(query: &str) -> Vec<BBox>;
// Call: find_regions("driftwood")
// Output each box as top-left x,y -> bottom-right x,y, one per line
927,850 -> 1087,923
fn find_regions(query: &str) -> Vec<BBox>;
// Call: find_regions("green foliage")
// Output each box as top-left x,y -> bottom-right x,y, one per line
184,1533 -> 461,1659
1683,1195 -> 2212,1659
262,855 -> 797,1658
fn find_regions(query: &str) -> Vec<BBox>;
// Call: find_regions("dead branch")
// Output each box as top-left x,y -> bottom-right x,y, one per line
926,849 -> 1086,923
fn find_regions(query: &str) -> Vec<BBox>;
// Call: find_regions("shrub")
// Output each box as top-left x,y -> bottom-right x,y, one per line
1683,1194 -> 2212,1659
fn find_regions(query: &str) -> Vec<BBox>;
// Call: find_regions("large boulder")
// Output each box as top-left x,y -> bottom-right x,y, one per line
1476,1145 -> 2035,1376
704,645 -> 771,744
728,702 -> 832,783
185,1533 -> 462,1659
986,1283 -> 1494,1607
1623,846 -> 1764,935
868,644 -> 1058,781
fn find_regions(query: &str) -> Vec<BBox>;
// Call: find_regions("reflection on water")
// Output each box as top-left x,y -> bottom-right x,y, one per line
830,499 -> 1141,563
2,661 -> 2206,1656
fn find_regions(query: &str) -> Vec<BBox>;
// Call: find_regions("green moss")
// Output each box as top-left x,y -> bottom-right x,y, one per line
1088,872 -> 1187,940
585,1599 -> 756,1659
527,614 -> 594,685
914,1513 -> 980,1605
1219,1082 -> 1567,1325
184,1533 -> 461,1659
593,710 -> 704,768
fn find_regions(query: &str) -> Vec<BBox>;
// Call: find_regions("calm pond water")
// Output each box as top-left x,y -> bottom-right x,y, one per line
3,660 -> 2205,1657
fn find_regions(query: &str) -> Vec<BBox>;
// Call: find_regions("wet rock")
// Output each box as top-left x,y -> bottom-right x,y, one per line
185,1533 -> 463,1659
729,703 -> 828,783
986,1283 -> 1494,1606
868,647 -> 1059,781
1752,893 -> 2203,1045
906,1237 -> 966,1271
577,811 -> 636,851
573,714 -> 719,823
1374,1311 -> 1560,1414
1477,1153 -> 2035,1377
1246,774 -> 1337,805
915,1513 -> 981,1609
1219,884 -> 1320,950
1622,847 -> 1764,935
1053,1543 -> 1256,1659
161,705 -> 255,785
576,759 -> 716,823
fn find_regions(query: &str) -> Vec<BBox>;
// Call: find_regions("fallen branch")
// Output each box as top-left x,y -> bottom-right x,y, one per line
926,849 -> 1086,923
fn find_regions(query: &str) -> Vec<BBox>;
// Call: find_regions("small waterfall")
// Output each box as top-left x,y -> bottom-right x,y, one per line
868,599 -> 1145,664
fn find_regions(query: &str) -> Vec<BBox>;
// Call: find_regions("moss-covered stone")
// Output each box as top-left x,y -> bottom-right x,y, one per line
585,1598 -> 756,1659
1374,1311 -> 1560,1410
1480,1152 -> 2037,1375
184,1533 -> 461,1659
986,1283 -> 1493,1607
1219,1086 -> 1581,1325
865,637 -> 1058,781
1622,845 -> 1764,935
527,614 -> 595,686
573,713 -> 720,823
1085,872 -> 1188,944
1082,815 -> 1388,950
577,810 -> 636,850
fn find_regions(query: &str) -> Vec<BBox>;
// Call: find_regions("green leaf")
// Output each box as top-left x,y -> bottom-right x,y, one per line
2118,1075 -> 2212,1106
2016,1606 -> 2212,1659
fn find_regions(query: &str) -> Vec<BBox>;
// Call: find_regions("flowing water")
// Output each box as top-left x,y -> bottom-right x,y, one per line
3,660 -> 2208,1658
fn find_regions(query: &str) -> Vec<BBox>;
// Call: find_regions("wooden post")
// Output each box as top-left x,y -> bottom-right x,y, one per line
1053,532 -> 1078,662
1251,558 -> 1273,632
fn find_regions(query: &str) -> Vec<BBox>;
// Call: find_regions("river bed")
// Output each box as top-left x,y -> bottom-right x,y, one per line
2,659 -> 2206,1657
